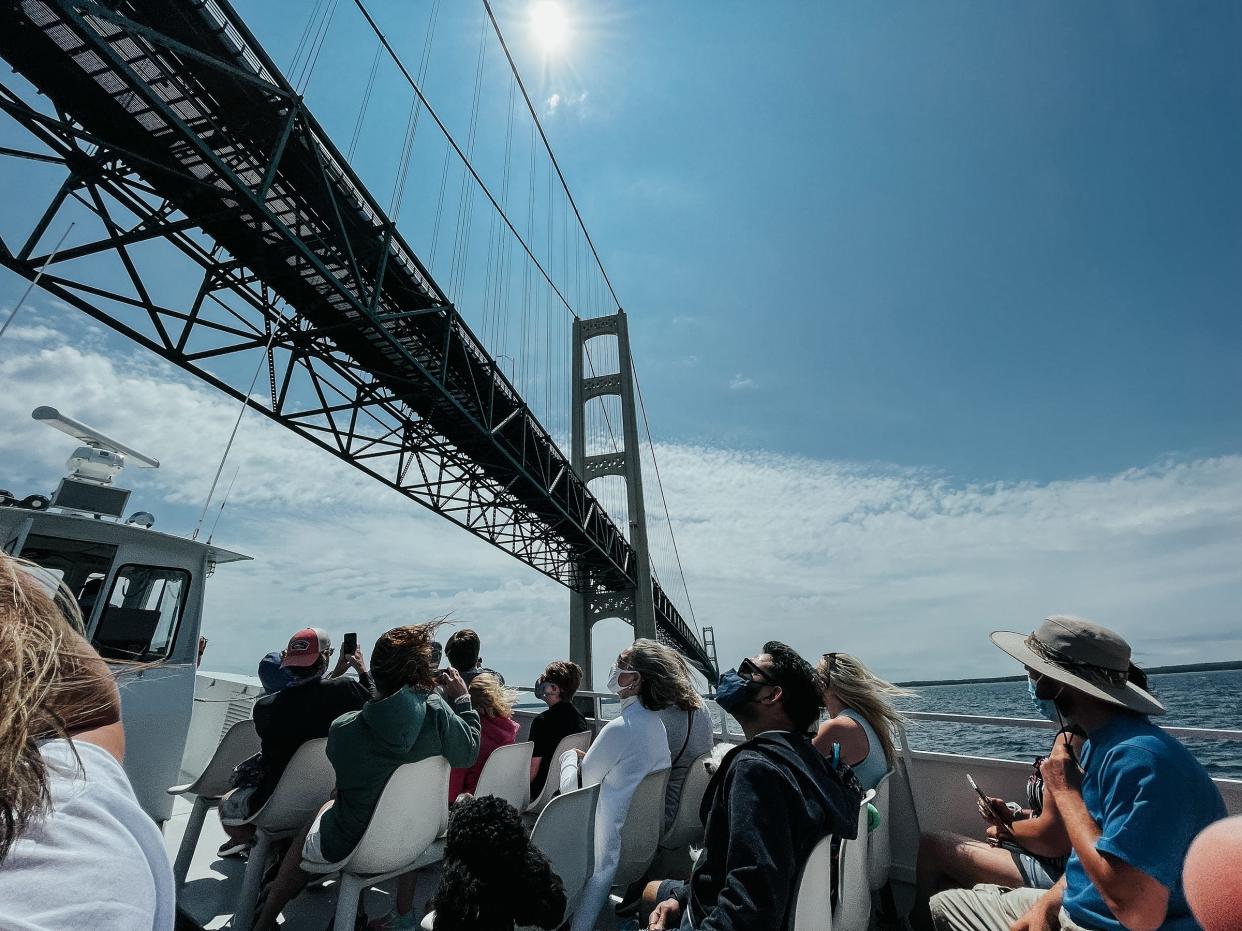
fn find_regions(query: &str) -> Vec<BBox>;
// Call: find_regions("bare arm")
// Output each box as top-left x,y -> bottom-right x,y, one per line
1042,741 -> 1169,931
811,715 -> 869,766
530,757 -> 542,783
1009,877 -> 1065,931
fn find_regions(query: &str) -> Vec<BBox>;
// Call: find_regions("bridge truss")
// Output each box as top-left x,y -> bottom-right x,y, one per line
0,0 -> 717,680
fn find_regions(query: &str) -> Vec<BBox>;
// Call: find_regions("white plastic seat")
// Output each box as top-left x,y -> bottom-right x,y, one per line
529,782 -> 602,926
866,770 -> 894,892
613,767 -> 672,889
166,718 -> 260,887
835,789 -> 875,931
526,729 -> 591,815
659,751 -> 714,850
473,740 -> 535,811
222,737 -> 334,931
791,832 -> 835,931
301,756 -> 451,930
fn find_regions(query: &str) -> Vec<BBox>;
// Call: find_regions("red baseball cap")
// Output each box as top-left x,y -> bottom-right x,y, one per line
281,627 -> 332,668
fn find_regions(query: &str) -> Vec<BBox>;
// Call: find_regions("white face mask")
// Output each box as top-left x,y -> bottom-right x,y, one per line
606,664 -> 635,696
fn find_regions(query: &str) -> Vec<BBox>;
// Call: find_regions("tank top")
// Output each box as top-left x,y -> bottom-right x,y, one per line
837,708 -> 889,790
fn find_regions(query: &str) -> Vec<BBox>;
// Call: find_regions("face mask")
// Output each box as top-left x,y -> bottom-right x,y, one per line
714,668 -> 760,713
534,679 -> 548,701
1028,675 -> 1059,723
606,664 -> 626,696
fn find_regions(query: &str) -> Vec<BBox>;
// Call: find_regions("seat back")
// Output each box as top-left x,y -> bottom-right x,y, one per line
835,790 -> 874,931
526,730 -> 591,814
474,740 -> 535,811
346,756 -> 451,875
614,768 -> 671,888
182,718 -> 261,798
660,751 -> 714,849
866,770 -> 894,891
249,737 -> 334,834
530,782 -> 601,920
791,833 -> 835,931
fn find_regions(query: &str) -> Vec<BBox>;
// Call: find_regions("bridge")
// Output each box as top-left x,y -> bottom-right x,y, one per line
0,0 -> 718,682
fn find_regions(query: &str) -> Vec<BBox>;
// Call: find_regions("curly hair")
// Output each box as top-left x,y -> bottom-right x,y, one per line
620,639 -> 702,712
0,554 -> 120,862
370,622 -> 443,698
762,640 -> 822,733
430,795 -> 566,931
540,660 -> 582,699
468,673 -> 517,719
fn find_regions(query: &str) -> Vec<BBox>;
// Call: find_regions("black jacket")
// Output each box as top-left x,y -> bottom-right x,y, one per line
675,730 -> 862,931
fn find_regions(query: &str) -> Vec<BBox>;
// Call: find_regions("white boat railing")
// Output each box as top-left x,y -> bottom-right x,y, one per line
902,710 -> 1242,743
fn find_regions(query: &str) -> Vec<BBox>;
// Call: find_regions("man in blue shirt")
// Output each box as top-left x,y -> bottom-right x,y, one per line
931,616 -> 1227,931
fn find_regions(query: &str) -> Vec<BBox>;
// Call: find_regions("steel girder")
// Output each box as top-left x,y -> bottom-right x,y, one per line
0,0 -> 714,675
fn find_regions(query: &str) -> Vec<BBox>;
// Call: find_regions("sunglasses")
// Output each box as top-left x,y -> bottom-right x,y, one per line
822,652 -> 840,690
738,657 -> 776,685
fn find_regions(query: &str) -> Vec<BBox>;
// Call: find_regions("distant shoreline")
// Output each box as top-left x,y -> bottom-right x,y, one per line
897,659 -> 1242,688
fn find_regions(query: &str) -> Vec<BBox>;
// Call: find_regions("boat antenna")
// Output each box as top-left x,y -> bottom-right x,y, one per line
191,317 -> 282,540
0,222 -> 75,345
205,466 -> 241,544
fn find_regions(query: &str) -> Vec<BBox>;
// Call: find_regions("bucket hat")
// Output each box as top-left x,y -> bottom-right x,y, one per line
991,615 -> 1164,715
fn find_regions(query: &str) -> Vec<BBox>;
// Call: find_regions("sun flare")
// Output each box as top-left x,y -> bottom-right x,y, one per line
529,1 -> 570,54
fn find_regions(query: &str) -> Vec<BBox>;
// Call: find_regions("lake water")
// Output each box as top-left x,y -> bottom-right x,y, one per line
896,668 -> 1242,778
575,669 -> 1242,778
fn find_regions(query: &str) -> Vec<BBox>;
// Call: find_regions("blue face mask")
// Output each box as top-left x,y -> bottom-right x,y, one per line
533,679 -> 549,701
1028,675 -> 1059,722
714,668 -> 759,714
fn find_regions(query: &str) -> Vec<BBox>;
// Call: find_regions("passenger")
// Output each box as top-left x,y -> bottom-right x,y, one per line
428,795 -> 566,930
448,673 -> 519,801
929,616 -> 1228,931
444,627 -> 505,685
812,651 -> 911,790
528,659 -> 590,795
218,628 -> 372,856
0,554 -> 175,929
642,641 -> 864,931
257,650 -> 295,694
558,640 -> 673,931
651,642 -> 715,832
913,734 -> 1080,923
255,623 -> 480,931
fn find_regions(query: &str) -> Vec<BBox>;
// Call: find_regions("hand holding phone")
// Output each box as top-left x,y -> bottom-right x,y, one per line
967,773 -> 1012,826
342,631 -> 357,655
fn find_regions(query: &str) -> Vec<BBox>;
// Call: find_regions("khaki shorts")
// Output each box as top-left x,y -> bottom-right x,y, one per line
930,885 -> 1089,931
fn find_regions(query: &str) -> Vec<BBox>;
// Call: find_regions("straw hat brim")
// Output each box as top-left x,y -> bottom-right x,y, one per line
990,630 -> 1165,716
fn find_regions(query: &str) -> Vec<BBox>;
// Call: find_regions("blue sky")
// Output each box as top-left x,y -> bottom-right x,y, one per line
1,1 -> 1240,685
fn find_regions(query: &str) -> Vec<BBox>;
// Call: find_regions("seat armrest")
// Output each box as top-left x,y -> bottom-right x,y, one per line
167,783 -> 194,796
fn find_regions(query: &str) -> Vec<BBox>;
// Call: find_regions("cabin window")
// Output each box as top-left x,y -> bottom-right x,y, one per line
93,564 -> 190,663
14,534 -> 118,625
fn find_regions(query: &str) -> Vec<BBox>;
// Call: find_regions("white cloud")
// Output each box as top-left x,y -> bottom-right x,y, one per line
545,90 -> 588,117
681,354 -> 699,367
728,373 -> 755,391
3,328 -> 1241,690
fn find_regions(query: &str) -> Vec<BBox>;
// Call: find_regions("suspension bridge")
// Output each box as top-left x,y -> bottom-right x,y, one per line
0,0 -> 718,682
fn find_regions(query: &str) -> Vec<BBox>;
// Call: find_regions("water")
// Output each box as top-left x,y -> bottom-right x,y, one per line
537,669 -> 1242,777
897,669 -> 1242,778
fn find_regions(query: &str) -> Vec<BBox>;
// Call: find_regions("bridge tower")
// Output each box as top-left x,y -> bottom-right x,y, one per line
570,310 -> 656,685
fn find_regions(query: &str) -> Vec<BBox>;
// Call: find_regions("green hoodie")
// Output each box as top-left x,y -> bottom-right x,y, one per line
317,687 -> 480,862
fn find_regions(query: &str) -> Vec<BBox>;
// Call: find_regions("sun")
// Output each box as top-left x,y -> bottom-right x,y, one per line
529,1 -> 570,54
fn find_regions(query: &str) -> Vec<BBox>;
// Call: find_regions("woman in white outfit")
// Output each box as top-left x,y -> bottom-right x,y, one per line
559,639 -> 673,931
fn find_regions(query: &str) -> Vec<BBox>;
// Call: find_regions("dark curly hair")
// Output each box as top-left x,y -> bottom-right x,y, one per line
430,795 -> 566,931
540,660 -> 582,699
762,640 -> 822,733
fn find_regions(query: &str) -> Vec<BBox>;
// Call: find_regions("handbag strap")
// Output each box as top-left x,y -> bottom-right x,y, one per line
670,708 -> 694,768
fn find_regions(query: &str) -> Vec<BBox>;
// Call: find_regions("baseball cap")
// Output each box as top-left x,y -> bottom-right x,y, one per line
281,627 -> 332,668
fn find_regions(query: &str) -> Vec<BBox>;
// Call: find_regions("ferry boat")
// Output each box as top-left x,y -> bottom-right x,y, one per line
5,412 -> 1241,928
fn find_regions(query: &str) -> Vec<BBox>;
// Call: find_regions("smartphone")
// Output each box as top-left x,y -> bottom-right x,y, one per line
966,773 -> 1007,820
342,631 -> 357,655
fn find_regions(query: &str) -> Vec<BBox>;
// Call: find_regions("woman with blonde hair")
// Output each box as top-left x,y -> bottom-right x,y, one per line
449,672 -> 520,801
0,553 -> 175,928
812,651 -> 911,789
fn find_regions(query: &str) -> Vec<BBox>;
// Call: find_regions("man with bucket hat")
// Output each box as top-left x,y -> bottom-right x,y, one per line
931,616 -> 1226,931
